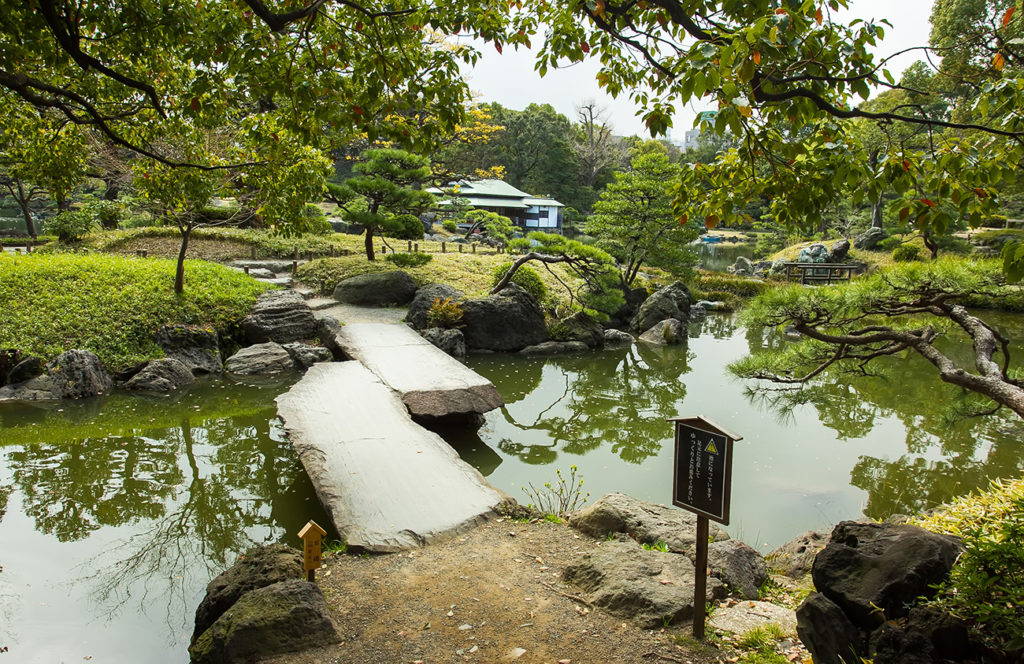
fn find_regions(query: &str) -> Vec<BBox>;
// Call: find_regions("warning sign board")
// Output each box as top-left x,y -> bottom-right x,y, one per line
670,416 -> 739,525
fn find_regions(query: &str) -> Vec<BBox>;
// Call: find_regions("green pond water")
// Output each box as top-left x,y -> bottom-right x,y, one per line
696,241 -> 756,272
2,314 -> 1024,662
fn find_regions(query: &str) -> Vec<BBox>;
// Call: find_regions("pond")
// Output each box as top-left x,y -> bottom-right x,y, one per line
696,241 -> 756,272
2,314 -> 1023,662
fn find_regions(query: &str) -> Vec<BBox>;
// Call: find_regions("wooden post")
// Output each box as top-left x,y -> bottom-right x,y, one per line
459,243 -> 463,253
407,240 -> 412,252
693,516 -> 709,639
472,243 -> 476,254
298,520 -> 327,582
26,244 -> 31,253
414,243 -> 419,252
293,245 -> 299,260
441,242 -> 446,253
142,249 -> 148,258
381,245 -> 386,255
244,266 -> 250,275
250,246 -> 257,259
292,260 -> 298,275
330,245 -> 336,257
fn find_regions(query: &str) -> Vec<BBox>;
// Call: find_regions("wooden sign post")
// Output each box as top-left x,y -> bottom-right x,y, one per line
297,520 -> 327,582
669,416 -> 741,640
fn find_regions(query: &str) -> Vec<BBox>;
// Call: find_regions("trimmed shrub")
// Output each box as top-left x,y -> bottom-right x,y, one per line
385,213 -> 425,240
45,210 -> 96,243
491,262 -> 547,302
385,252 -> 432,268
442,219 -> 458,233
892,244 -> 922,262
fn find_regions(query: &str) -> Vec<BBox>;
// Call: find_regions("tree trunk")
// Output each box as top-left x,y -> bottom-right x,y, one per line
923,232 -> 939,260
15,179 -> 36,238
365,225 -> 376,261
175,222 -> 192,294
871,195 -> 884,229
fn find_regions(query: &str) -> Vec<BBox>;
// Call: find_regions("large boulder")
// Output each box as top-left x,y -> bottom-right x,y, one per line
870,605 -> 973,664
155,325 -> 223,374
554,312 -> 604,349
727,256 -> 755,276
460,284 -> 548,352
796,521 -> 967,664
854,227 -> 886,250
189,579 -> 339,664
191,543 -> 303,643
603,329 -> 635,346
519,341 -> 589,355
829,238 -> 851,262
405,283 -> 465,330
241,291 -> 318,345
6,355 -> 44,385
811,520 -> 963,627
638,319 -> 686,345
630,281 -> 691,333
124,358 -> 196,393
0,374 -> 55,401
47,350 -> 113,399
332,270 -> 418,306
225,343 -> 297,375
798,243 -> 829,263
708,539 -> 768,600
767,529 -> 828,579
797,592 -> 865,664
419,327 -> 466,358
607,286 -> 649,330
570,493 -> 727,559
563,539 -> 725,628
282,342 -> 333,369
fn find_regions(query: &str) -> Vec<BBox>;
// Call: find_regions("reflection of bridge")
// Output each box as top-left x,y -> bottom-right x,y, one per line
276,322 -> 506,552
781,262 -> 859,285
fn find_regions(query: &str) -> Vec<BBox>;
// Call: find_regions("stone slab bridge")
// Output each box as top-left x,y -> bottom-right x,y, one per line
276,322 -> 506,552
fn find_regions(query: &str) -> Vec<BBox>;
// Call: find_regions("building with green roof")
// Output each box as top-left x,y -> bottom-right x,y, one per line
428,179 -> 565,232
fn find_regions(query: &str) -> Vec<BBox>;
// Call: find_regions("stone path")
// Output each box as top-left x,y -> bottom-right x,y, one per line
276,362 -> 505,552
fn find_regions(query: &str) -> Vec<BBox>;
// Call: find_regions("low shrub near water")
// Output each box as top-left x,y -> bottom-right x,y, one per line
491,262 -> 547,302
913,479 -> 1024,657
0,253 -> 267,371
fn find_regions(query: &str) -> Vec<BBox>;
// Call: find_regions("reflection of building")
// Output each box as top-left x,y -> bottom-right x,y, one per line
429,179 -> 564,231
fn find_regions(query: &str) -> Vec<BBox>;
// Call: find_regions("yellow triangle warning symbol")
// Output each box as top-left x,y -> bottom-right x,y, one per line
705,440 -> 718,455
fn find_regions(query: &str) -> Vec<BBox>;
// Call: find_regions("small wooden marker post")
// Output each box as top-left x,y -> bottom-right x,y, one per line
298,520 -> 327,582
669,415 -> 741,640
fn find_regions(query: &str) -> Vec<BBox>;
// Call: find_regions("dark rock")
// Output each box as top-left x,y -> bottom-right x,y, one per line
630,281 -> 691,333
570,493 -> 727,559
316,317 -> 345,359
406,283 -> 465,330
246,267 -> 276,279
854,227 -> 886,250
638,319 -> 686,345
798,243 -> 829,263
555,312 -> 604,349
189,579 -> 339,664
870,605 -> 973,664
770,258 -> 788,274
562,539 -> 725,628
282,342 -> 332,369
767,530 -> 828,579
7,356 -> 44,385
124,358 -> 196,393
47,350 -> 113,399
332,270 -> 418,306
708,539 -> 768,600
155,325 -> 223,375
241,291 -> 318,345
0,374 -> 55,401
811,520 -> 963,627
727,256 -> 754,275
829,238 -> 851,262
420,328 -> 466,358
460,284 -> 548,352
797,592 -> 866,664
519,341 -> 589,355
603,329 -> 635,345
225,342 -> 297,375
192,543 -> 303,643
608,286 -> 648,329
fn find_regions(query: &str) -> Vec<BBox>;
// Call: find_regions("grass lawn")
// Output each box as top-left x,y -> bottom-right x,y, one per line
0,253 -> 267,371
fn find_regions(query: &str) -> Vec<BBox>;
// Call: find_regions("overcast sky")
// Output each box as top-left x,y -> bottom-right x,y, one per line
460,1 -> 936,140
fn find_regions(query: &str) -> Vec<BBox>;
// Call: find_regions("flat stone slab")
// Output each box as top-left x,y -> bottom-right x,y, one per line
276,362 -> 505,552
710,599 -> 797,636
332,323 -> 503,418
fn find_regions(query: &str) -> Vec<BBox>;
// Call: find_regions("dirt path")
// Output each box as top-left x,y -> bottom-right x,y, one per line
265,518 -> 722,664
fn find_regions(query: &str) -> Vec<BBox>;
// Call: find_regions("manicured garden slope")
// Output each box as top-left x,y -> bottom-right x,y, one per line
0,253 -> 267,371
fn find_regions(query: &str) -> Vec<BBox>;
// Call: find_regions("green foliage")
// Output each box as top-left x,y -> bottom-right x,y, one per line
45,210 -> 96,244
492,262 -> 547,302
640,540 -> 670,552
521,466 -> 590,518
303,203 -> 332,235
442,219 -> 458,232
892,244 -> 922,262
0,253 -> 266,371
425,297 -> 465,329
384,213 -> 426,241
322,539 -> 348,555
464,209 -> 514,245
588,150 -> 697,285
385,252 -> 433,268
90,200 -> 124,231
915,479 -> 1024,656
876,236 -> 906,252
87,226 -> 351,259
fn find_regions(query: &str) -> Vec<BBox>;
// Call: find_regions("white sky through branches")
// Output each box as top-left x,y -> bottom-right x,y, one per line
462,1 -> 936,140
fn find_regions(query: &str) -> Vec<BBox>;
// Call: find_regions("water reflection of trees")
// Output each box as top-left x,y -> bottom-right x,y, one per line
491,343 -> 693,465
3,393 -> 319,628
743,330 -> 1024,518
